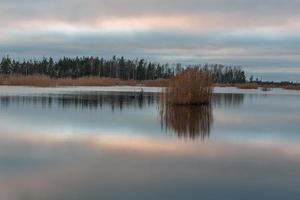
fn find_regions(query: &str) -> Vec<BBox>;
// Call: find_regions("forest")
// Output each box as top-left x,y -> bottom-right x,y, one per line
0,56 -> 246,84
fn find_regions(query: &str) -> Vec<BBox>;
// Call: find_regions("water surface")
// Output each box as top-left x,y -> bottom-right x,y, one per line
0,86 -> 299,200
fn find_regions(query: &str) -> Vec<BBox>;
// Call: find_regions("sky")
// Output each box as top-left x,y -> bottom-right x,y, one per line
0,0 -> 300,81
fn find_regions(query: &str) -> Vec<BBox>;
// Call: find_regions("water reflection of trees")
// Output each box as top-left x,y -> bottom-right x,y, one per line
0,92 -> 244,111
213,93 -> 244,108
0,92 -> 245,140
0,92 -> 159,111
160,104 -> 213,140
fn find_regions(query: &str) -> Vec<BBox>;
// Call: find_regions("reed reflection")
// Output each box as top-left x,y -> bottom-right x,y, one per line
160,103 -> 213,140
160,90 -> 244,140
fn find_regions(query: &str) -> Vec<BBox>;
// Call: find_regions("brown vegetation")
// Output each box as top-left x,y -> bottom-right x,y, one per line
282,84 -> 300,90
0,75 -> 131,87
0,74 -> 299,92
142,79 -> 169,87
236,83 -> 259,89
0,75 -> 168,87
163,69 -> 213,105
214,83 -> 234,87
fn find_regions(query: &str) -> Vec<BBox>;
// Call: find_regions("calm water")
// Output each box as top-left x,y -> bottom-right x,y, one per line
0,86 -> 300,200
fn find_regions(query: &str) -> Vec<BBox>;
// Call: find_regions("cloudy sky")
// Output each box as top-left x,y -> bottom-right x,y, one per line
0,0 -> 300,81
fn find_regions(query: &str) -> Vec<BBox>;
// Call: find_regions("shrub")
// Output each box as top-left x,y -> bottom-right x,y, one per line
162,69 -> 213,105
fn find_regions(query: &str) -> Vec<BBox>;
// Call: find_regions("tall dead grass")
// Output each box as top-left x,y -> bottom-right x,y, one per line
0,75 -> 173,87
282,84 -> 300,90
142,79 -> 169,87
0,75 -> 139,87
163,69 -> 213,105
236,83 -> 259,89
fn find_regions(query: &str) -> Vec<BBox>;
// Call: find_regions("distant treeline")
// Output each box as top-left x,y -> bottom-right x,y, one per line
0,56 -> 246,83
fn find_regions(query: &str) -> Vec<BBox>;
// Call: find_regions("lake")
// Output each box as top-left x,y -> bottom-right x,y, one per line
0,86 -> 300,200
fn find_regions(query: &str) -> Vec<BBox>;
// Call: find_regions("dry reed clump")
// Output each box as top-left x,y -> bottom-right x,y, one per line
163,69 -> 213,105
236,83 -> 259,89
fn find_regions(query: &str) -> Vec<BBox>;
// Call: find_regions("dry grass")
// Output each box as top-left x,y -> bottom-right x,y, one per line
236,83 -> 259,89
163,69 -> 213,105
282,84 -> 300,90
214,83 -> 234,87
0,75 -> 140,87
142,79 -> 169,87
0,75 -> 172,87
0,75 -> 52,87
2,74 -> 298,92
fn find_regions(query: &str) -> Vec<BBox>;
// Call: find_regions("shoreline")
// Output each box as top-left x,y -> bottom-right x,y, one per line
0,75 -> 169,88
0,75 -> 299,91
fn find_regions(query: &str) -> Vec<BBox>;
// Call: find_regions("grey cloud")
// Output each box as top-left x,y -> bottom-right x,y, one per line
1,30 -> 300,67
0,0 -> 300,25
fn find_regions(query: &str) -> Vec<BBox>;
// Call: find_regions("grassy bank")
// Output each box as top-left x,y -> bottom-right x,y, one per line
0,75 -> 299,91
216,82 -> 300,91
236,83 -> 259,89
0,75 -> 169,87
282,84 -> 300,90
